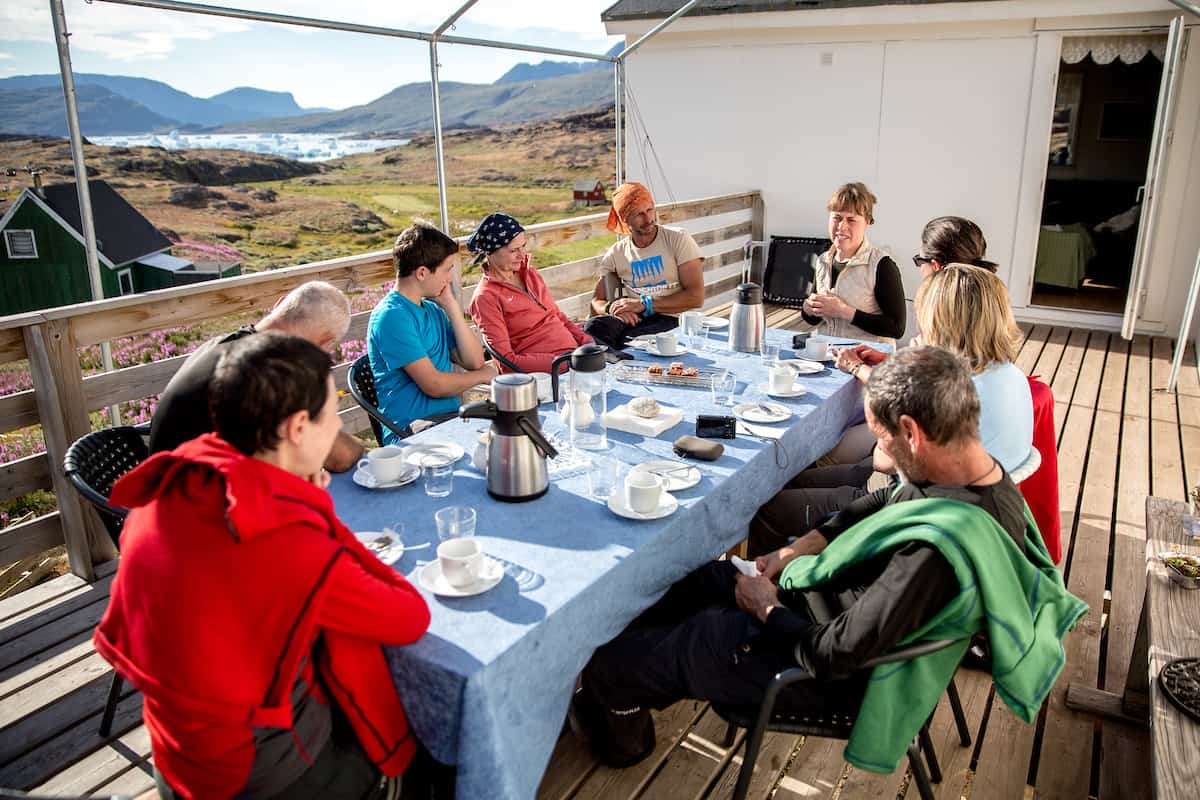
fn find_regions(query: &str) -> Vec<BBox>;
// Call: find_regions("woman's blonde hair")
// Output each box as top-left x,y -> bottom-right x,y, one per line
915,264 -> 1021,373
828,182 -> 878,224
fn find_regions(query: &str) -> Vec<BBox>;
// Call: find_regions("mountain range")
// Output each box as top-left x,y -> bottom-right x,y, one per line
0,44 -> 623,138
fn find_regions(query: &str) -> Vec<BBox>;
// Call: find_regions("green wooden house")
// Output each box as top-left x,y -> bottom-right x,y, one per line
0,179 -> 240,316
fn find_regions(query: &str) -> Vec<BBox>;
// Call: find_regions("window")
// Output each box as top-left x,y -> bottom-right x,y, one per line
117,269 -> 134,296
4,229 -> 37,259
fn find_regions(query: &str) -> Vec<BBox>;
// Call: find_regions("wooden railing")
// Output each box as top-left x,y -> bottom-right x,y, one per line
0,190 -> 762,580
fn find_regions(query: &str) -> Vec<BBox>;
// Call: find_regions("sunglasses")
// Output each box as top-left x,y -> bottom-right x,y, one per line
912,254 -> 937,268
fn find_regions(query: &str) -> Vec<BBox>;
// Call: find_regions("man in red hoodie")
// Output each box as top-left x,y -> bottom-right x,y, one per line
94,332 -> 433,799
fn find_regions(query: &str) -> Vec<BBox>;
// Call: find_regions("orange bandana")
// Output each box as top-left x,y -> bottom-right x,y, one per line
606,182 -> 654,235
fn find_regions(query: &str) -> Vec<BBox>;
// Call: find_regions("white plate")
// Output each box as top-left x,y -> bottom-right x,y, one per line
608,490 -> 680,520
732,401 -> 793,424
354,530 -> 408,565
402,442 -> 466,467
417,557 -> 504,597
630,460 -> 701,491
779,359 -> 826,375
352,464 -> 419,490
754,381 -> 807,399
642,343 -> 690,358
703,317 -> 730,329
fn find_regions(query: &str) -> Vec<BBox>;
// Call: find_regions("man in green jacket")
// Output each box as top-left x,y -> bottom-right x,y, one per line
572,346 -> 1086,772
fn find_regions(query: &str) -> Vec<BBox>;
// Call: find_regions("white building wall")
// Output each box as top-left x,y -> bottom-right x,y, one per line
616,5 -> 1200,339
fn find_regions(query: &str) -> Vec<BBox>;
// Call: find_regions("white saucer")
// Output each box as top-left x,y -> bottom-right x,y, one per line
754,381 -> 807,399
608,491 -> 679,520
630,460 -> 701,491
417,557 -> 504,597
643,343 -> 689,358
795,353 -> 835,364
352,464 -> 419,490
402,442 -> 466,467
733,401 -> 793,424
703,317 -> 730,329
354,530 -> 407,565
780,359 -> 826,375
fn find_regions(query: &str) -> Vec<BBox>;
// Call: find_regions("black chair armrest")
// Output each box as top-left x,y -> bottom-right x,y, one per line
480,333 -> 525,375
789,637 -> 962,675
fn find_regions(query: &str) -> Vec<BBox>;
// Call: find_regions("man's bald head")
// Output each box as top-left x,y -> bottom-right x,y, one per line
257,281 -> 351,353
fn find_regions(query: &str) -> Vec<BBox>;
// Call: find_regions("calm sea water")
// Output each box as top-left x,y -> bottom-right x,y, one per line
90,131 -> 410,162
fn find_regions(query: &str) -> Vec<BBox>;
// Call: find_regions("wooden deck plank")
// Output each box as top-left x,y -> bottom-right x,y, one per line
1034,339 -> 1127,798
1015,326 -> 1050,376
1173,341 -> 1200,399
1150,338 -> 1186,501
1031,327 -> 1070,384
928,670 -> 990,800
1097,331 -> 1151,800
562,701 -> 707,800
0,653 -> 116,731
706,731 -> 800,800
635,708 -> 742,799
1049,328 -> 1090,407
777,736 -> 847,799
35,724 -> 152,797
0,596 -> 109,673
0,689 -> 142,790
970,687 -> 1036,800
0,630 -> 93,699
0,573 -> 114,649
89,761 -> 157,798
0,571 -> 88,626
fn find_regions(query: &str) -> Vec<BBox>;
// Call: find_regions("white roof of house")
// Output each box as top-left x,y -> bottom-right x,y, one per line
137,251 -> 195,272
574,180 -> 603,191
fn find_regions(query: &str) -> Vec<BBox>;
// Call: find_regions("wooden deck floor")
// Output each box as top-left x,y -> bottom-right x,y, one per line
1,317 -> 1191,798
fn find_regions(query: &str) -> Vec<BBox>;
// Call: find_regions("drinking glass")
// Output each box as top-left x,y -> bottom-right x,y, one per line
700,320 -> 717,352
681,310 -> 704,349
760,341 -> 780,367
435,505 -> 476,540
587,455 -> 620,501
422,454 -> 454,498
711,370 -> 736,406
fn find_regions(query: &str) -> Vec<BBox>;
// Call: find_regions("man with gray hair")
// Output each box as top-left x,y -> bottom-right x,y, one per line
150,280 -> 364,471
571,347 -> 1080,771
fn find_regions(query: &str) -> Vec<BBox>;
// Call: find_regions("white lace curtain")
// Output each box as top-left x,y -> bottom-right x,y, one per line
1061,35 -> 1167,65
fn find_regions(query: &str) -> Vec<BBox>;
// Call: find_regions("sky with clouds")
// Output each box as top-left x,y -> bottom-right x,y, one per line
0,0 -> 623,109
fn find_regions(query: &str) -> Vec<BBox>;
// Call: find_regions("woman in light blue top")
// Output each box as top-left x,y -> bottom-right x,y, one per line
915,264 -> 1034,473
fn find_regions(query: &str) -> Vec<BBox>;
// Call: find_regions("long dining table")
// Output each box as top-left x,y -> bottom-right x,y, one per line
327,327 -> 868,799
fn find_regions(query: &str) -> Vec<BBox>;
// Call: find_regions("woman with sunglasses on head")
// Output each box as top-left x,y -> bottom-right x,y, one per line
836,215 -> 997,383
800,182 -> 906,346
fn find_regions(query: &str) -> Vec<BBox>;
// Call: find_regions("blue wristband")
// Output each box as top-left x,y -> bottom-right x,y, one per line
641,294 -> 654,317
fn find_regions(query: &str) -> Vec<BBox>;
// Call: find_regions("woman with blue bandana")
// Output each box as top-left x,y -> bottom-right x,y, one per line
468,213 -> 593,373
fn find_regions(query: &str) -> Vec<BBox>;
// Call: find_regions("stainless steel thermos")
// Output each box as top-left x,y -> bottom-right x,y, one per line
728,282 -> 765,353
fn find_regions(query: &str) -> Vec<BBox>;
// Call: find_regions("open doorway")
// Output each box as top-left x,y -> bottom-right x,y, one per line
1031,36 -> 1166,314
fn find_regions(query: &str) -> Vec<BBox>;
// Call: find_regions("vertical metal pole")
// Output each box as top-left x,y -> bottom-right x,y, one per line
429,40 -> 450,235
50,0 -> 120,425
1167,247 -> 1200,392
614,58 -> 624,186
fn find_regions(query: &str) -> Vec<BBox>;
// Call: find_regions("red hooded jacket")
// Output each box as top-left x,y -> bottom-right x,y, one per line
93,435 -> 430,798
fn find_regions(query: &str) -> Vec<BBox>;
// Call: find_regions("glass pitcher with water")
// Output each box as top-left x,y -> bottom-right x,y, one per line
550,343 -> 608,450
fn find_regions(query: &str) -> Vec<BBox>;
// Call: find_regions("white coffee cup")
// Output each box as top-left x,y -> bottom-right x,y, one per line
530,372 -> 553,403
438,537 -> 483,588
769,363 -> 798,393
655,331 -> 680,355
803,339 -> 830,360
358,445 -> 406,483
625,471 -> 663,514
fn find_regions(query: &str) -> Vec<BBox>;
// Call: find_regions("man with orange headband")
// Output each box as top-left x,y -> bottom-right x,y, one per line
585,182 -> 704,349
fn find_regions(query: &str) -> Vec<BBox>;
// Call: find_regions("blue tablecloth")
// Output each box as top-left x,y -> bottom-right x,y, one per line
326,328 -> 865,799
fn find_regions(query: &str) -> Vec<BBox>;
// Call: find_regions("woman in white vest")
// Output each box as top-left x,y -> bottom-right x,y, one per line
801,183 -> 905,346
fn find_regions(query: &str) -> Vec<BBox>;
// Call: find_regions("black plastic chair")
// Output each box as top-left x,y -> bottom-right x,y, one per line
715,638 -> 973,800
62,423 -> 151,740
347,355 -> 411,445
479,332 -> 524,374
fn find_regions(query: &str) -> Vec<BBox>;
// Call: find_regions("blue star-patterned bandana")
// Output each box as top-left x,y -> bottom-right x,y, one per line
466,213 -> 524,262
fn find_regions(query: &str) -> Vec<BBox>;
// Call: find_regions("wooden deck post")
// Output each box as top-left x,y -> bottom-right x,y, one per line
750,191 -> 765,283
24,320 -> 117,580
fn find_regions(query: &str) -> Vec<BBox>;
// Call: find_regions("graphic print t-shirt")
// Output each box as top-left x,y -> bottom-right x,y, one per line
598,225 -> 703,298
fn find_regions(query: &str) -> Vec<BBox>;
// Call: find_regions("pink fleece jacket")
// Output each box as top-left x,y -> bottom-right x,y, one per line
470,264 -> 591,373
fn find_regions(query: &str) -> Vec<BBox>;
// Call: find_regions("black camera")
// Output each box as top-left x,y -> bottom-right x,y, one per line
696,414 -> 737,439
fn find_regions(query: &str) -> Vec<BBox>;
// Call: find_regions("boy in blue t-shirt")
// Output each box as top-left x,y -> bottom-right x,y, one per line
368,224 -> 498,442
